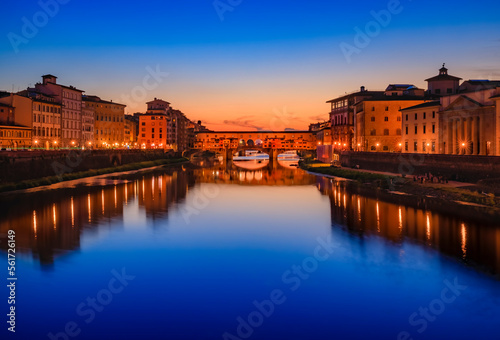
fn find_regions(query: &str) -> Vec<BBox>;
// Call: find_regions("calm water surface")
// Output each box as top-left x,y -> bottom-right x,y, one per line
1,161 -> 500,340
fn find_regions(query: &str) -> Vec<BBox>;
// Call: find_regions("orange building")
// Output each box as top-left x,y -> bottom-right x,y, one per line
355,92 -> 427,152
195,131 -> 316,150
138,113 -> 168,149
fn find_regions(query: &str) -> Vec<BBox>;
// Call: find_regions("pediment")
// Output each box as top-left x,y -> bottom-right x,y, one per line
442,95 -> 484,112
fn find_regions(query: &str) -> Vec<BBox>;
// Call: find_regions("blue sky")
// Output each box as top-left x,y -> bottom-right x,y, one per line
1,0 -> 499,130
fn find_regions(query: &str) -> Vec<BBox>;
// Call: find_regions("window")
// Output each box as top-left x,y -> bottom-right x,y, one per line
414,126 -> 418,134
423,112 -> 426,119
385,106 -> 389,111
383,129 -> 389,135
384,117 -> 389,122
371,146 -> 376,151
405,114 -> 408,121
432,124 -> 435,133
435,89 -> 441,94
159,134 -> 162,138
371,107 -> 375,111
423,125 -> 426,134
422,142 -> 427,152
142,134 -> 145,137
432,111 -> 435,119
397,116 -> 401,122
414,141 -> 418,152
141,128 -> 146,132
371,117 -> 375,122
405,126 -> 409,135
396,128 -> 402,135
447,88 -> 452,94
432,141 -> 436,152
415,113 -> 418,120
383,146 -> 389,151
405,141 -> 409,151
370,129 -> 376,136
142,122 -> 145,126
152,134 -> 155,138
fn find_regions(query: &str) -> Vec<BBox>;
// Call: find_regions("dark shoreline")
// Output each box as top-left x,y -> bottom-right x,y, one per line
301,164 -> 500,224
0,157 -> 189,194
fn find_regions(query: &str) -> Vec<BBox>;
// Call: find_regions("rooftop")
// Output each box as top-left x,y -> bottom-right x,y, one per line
400,101 -> 441,111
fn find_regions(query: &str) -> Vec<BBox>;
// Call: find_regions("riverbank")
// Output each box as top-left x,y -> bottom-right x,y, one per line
300,162 -> 500,215
0,157 -> 188,193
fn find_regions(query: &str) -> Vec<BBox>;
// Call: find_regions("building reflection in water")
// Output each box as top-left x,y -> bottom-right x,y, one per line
316,176 -> 500,276
1,163 -> 500,279
0,167 -> 195,267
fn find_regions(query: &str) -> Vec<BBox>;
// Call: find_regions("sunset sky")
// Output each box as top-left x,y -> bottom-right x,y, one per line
1,0 -> 499,131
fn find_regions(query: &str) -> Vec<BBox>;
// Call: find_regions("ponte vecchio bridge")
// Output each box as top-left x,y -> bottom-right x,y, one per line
194,131 -> 317,159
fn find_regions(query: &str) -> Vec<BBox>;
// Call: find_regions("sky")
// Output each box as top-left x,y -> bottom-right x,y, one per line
1,0 -> 499,131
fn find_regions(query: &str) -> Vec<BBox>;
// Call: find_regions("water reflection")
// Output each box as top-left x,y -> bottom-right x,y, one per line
316,176 -> 500,276
0,168 -> 194,266
1,164 -> 500,278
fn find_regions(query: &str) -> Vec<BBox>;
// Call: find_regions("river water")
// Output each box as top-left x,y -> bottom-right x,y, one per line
1,160 -> 499,340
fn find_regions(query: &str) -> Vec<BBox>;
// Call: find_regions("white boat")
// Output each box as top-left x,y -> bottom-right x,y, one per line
233,159 -> 269,170
277,150 -> 300,161
233,149 -> 270,161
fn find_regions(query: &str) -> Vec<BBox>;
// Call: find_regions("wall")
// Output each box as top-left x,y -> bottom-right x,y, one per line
341,151 -> 500,182
0,150 -> 171,183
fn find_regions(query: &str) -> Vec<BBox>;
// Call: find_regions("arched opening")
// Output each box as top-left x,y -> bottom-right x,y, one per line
239,139 -> 246,146
246,139 -> 255,147
255,139 -> 263,146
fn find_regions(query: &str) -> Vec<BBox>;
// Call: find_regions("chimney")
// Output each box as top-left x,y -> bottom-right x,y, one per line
360,86 -> 366,92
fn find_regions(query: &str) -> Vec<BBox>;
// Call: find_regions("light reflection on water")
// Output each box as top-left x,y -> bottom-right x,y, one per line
0,162 -> 500,339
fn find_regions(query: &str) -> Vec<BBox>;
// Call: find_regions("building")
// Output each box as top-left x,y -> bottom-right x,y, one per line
83,95 -> 126,148
354,87 -> 428,152
0,124 -> 32,150
81,101 -> 95,148
124,114 -> 139,147
425,64 -> 462,96
439,82 -> 500,156
400,101 -> 441,153
327,86 -> 383,153
186,120 -> 208,149
195,131 -> 316,151
35,75 -> 84,148
141,98 -> 172,149
139,98 -> 196,152
18,88 -> 62,149
0,93 -> 33,149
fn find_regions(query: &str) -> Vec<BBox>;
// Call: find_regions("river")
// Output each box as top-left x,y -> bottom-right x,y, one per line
0,160 -> 499,339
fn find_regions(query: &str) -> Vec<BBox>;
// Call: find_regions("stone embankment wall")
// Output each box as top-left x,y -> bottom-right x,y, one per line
0,150 -> 175,183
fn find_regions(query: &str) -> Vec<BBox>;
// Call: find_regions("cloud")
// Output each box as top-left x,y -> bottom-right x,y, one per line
222,116 -> 267,131
309,114 -> 329,122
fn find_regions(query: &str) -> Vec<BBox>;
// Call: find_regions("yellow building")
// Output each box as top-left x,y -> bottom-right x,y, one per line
83,95 -> 125,148
400,101 -> 441,153
355,96 -> 427,152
